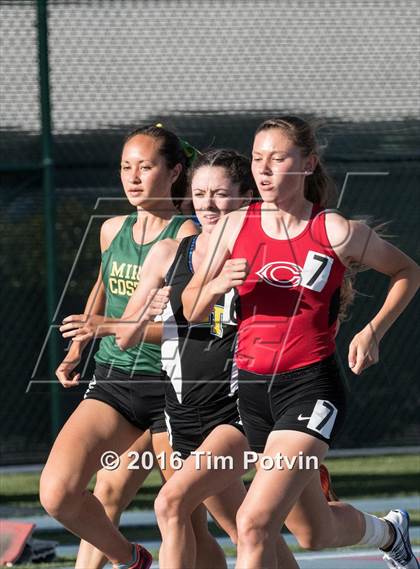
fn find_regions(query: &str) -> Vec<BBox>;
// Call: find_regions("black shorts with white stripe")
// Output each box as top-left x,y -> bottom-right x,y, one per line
237,355 -> 347,453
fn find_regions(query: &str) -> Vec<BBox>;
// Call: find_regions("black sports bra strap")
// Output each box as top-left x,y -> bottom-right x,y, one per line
165,235 -> 196,284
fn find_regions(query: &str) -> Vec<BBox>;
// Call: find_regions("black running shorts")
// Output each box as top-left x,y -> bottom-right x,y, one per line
84,363 -> 167,433
164,386 -> 245,460
237,355 -> 347,453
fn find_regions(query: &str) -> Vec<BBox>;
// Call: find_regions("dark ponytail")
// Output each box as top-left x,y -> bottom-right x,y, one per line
338,219 -> 390,321
305,161 -> 336,207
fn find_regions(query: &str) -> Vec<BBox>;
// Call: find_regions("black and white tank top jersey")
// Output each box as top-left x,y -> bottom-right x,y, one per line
161,235 -> 238,407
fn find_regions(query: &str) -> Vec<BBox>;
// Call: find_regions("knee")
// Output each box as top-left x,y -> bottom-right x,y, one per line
236,508 -> 271,548
155,484 -> 187,525
39,471 -> 79,521
93,478 -> 125,512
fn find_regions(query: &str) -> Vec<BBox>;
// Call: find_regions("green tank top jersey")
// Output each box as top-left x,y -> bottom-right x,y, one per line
94,213 -> 188,375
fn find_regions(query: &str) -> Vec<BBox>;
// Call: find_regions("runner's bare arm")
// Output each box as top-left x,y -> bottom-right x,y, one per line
182,210 -> 248,322
56,217 -> 126,386
326,214 -> 420,374
177,218 -> 200,238
115,239 -> 178,349
125,217 -> 198,345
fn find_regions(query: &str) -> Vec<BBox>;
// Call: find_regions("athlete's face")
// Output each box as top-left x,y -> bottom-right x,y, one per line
252,129 -> 315,204
120,135 -> 180,209
191,166 -> 246,232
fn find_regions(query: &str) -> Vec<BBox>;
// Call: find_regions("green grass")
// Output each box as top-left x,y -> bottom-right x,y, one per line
324,454 -> 420,498
240,453 -> 420,498
0,469 -> 163,514
1,454 -> 419,516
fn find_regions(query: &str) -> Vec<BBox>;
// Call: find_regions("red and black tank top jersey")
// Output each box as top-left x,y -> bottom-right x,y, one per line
231,202 -> 346,375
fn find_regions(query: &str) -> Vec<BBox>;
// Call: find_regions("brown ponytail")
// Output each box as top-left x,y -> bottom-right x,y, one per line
305,161 -> 336,207
338,219 -> 391,321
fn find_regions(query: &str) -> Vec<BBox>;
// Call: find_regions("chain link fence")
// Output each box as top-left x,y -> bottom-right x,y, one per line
1,0 -> 419,464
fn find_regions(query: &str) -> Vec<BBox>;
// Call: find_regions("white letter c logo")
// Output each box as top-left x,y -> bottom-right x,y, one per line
256,261 -> 302,288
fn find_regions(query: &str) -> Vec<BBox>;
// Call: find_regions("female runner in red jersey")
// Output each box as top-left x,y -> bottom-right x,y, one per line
182,116 -> 420,569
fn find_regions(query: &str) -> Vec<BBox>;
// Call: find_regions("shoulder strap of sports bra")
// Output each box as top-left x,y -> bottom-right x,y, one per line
165,235 -> 196,284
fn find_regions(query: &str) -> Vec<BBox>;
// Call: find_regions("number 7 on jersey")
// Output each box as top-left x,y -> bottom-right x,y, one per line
301,251 -> 334,292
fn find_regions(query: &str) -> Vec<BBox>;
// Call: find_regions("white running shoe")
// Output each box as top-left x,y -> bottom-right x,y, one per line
382,510 -> 419,568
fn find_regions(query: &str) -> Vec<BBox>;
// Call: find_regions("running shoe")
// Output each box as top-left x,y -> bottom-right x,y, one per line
382,510 -> 419,568
128,543 -> 153,569
319,464 -> 339,502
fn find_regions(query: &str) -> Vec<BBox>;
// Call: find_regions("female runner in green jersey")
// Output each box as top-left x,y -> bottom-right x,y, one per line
40,125 -> 198,569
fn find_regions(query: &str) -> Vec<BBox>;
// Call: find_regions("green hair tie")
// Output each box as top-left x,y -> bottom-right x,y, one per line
155,123 -> 200,166
180,138 -> 201,166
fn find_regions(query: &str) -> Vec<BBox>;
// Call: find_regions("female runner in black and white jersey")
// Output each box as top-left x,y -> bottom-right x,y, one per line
115,149 -> 255,569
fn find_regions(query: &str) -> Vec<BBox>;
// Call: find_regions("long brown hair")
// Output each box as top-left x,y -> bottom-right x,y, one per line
338,219 -> 390,321
255,116 -> 337,207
